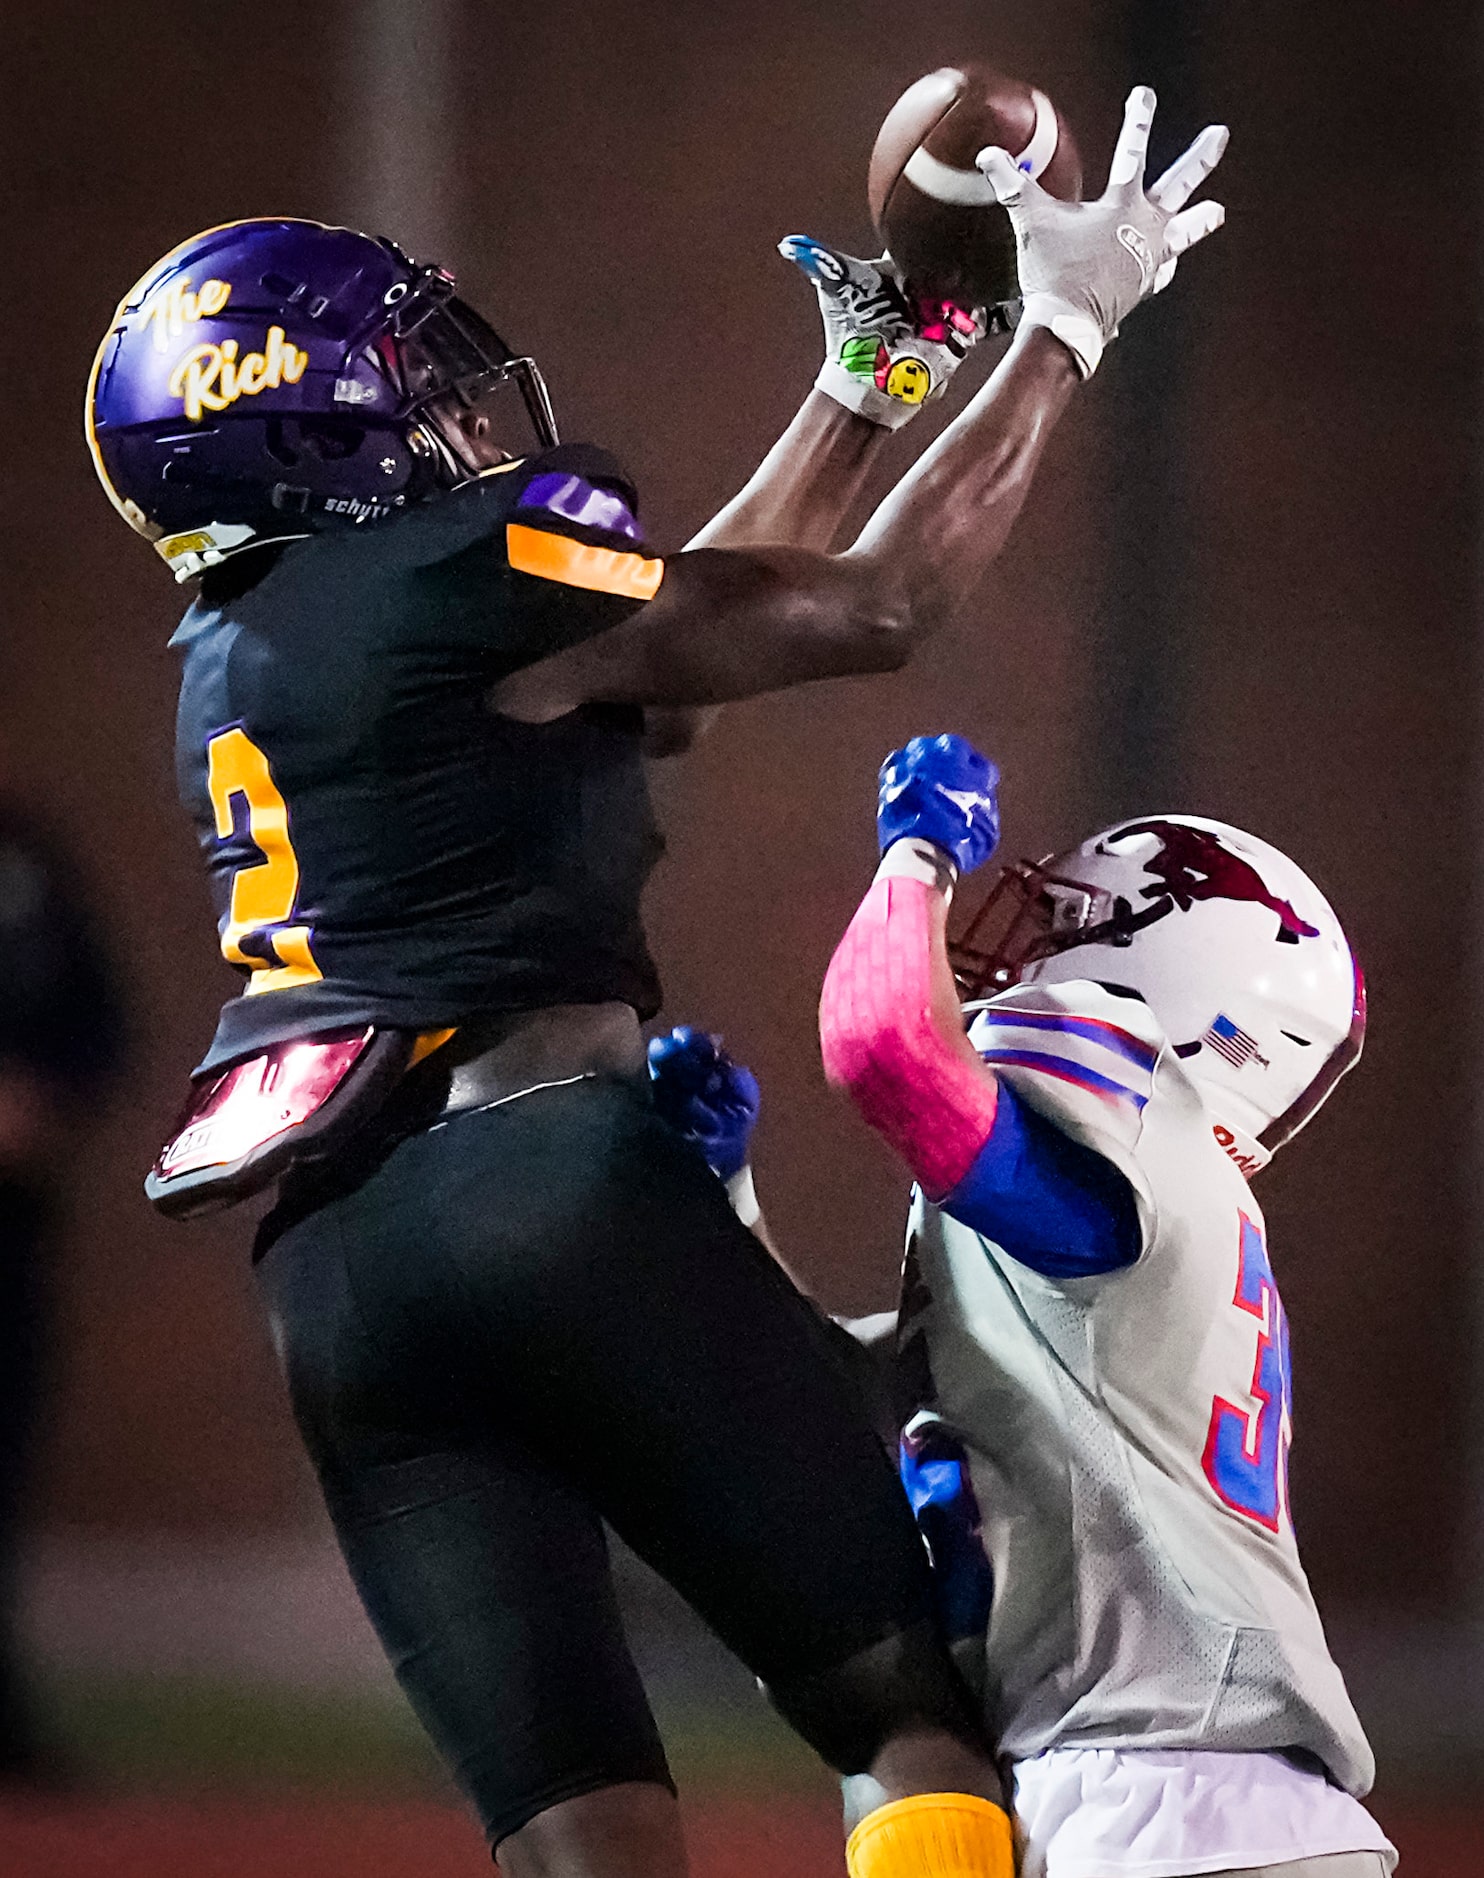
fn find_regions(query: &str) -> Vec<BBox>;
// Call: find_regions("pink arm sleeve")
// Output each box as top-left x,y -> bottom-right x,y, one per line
819,874 -> 1000,1200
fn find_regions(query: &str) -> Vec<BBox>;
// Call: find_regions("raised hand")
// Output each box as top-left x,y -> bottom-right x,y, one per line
976,87 -> 1228,377
780,234 -> 985,429
877,734 -> 1001,875
647,1025 -> 761,1182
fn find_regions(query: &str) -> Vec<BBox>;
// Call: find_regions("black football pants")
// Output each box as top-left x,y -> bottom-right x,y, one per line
254,1074 -> 943,1847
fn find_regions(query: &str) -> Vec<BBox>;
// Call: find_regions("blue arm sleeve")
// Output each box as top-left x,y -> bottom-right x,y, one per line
941,1080 -> 1142,1278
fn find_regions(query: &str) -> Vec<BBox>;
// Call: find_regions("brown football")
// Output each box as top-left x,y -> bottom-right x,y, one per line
869,64 -> 1083,310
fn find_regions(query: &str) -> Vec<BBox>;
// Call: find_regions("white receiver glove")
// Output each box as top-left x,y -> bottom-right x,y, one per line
976,87 -> 1228,379
780,234 -> 986,429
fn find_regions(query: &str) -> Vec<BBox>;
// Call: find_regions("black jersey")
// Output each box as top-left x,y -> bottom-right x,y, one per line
171,446 -> 668,1076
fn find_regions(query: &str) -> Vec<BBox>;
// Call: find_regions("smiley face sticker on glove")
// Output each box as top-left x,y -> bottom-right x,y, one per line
884,356 -> 932,403
839,335 -> 932,405
782,234 -> 985,428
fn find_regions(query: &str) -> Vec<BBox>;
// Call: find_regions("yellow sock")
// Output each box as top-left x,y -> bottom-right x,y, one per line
846,1793 -> 1014,1878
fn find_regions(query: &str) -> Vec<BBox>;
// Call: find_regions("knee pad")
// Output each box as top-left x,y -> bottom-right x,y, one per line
762,1618 -> 981,1775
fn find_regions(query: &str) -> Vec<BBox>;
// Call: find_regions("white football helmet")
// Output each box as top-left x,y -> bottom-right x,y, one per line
951,814 -> 1365,1169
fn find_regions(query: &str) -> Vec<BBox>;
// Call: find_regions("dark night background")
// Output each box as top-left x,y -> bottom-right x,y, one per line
0,1 -> 1479,1869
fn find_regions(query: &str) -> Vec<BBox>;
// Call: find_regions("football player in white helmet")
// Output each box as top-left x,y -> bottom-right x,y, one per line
652,735 -> 1393,1878
811,733 -> 1392,1878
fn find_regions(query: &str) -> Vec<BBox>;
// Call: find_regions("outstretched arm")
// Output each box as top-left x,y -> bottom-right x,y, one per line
646,241 -> 981,753
645,385 -> 885,757
685,389 -> 885,557
820,741 -> 1005,1199
497,317 -> 1074,721
689,238 -> 984,555
821,737 -> 1140,1274
494,91 -> 1226,723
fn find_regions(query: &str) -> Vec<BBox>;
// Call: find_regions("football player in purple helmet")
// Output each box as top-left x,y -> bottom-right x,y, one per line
86,86 -> 1226,1878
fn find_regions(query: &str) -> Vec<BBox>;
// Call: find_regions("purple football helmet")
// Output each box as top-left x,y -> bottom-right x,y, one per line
86,218 -> 560,581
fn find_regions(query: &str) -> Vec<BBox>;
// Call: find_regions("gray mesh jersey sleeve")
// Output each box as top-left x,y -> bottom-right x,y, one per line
901,979 -> 1374,1794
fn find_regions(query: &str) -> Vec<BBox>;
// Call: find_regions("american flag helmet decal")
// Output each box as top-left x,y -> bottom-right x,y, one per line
1201,1012 -> 1270,1070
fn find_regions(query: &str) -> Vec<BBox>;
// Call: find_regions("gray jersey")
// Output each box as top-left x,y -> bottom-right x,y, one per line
901,978 -> 1373,1794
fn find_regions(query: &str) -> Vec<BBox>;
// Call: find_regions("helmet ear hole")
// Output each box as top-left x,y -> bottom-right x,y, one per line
296,417 -> 366,461
264,417 -> 298,467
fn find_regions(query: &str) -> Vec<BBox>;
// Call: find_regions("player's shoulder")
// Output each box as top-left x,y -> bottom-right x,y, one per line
431,443 -> 644,546
271,442 -> 645,577
973,980 -> 1261,1214
502,443 -> 643,532
407,444 -> 663,608
169,445 -> 659,672
968,980 -> 1256,1274
967,977 -> 1166,1121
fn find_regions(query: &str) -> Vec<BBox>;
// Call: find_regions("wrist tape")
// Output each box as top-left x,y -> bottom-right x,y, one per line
1019,292 -> 1104,379
816,358 -> 927,431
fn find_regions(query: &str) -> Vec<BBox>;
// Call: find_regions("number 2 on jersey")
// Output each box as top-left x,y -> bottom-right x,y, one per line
206,726 -> 322,995
1202,1213 -> 1292,1532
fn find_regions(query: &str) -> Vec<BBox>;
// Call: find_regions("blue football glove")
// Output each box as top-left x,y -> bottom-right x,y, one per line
877,734 -> 1001,875
647,1026 -> 760,1183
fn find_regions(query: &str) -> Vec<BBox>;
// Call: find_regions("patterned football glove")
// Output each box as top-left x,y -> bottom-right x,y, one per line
647,1025 -> 760,1183
877,734 -> 1001,875
780,234 -> 985,430
976,87 -> 1228,379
